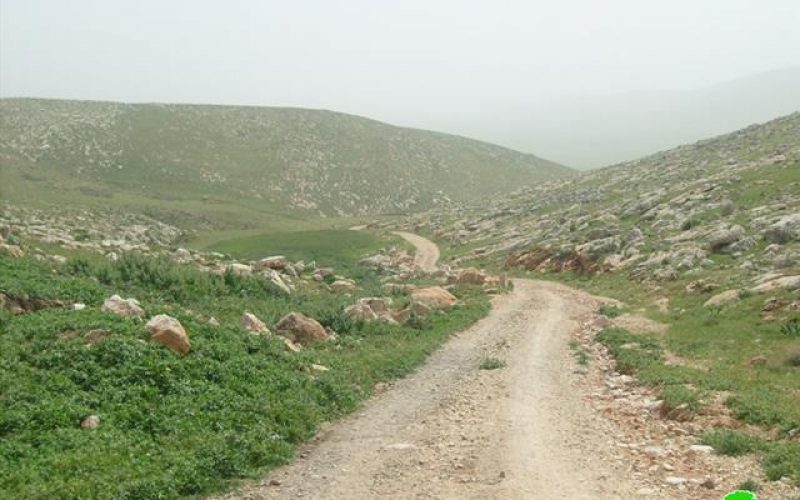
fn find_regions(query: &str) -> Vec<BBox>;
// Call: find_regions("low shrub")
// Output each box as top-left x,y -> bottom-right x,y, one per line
479,357 -> 506,370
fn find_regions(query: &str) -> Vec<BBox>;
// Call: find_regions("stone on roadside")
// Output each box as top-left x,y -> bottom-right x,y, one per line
453,267 -> 487,285
410,286 -> 457,311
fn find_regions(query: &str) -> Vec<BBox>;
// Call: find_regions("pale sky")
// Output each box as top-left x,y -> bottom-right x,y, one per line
2,0 -> 800,166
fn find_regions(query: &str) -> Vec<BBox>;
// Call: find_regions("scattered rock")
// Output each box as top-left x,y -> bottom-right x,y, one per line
703,290 -> 740,308
80,415 -> 101,429
241,312 -> 269,334
0,244 -> 25,258
146,314 -> 191,355
453,268 -> 487,285
708,224 -> 744,252
750,275 -> 800,293
330,279 -> 357,293
228,263 -> 252,276
274,312 -> 329,345
255,255 -> 288,271
101,294 -> 144,317
409,286 -> 457,311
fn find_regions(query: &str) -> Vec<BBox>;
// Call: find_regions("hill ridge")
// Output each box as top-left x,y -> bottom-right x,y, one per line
0,98 -> 571,225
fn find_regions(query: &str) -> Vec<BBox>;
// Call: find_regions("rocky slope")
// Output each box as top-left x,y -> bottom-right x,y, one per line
0,98 -> 570,219
405,112 -> 800,286
390,111 -> 800,491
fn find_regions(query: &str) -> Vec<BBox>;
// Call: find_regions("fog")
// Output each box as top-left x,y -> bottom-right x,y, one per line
3,0 -> 800,167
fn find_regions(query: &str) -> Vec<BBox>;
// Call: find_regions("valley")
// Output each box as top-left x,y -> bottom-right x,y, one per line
1,102 -> 799,499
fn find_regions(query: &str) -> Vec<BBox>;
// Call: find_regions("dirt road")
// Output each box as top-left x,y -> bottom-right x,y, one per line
392,231 -> 440,272
217,278 -> 644,498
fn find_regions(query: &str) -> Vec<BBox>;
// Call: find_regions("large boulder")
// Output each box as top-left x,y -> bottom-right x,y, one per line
707,225 -> 744,252
146,314 -> 190,355
763,213 -> 800,243
101,295 -> 144,317
410,287 -> 457,311
274,312 -> 329,345
241,312 -> 270,334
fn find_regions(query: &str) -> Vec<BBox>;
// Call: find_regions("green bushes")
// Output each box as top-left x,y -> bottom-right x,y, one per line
64,254 -> 283,303
0,252 -> 490,499
701,429 -> 800,483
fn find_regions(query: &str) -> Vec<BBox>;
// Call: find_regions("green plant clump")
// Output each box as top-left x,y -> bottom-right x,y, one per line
479,357 -> 506,370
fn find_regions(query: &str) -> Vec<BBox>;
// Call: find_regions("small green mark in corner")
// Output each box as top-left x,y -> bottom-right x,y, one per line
724,490 -> 756,500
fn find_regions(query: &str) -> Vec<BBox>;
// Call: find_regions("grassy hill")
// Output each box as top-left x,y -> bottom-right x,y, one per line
0,98 -> 571,229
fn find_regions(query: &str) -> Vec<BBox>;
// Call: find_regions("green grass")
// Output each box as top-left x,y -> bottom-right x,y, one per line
207,229 -> 391,275
0,251 -> 490,499
586,269 -> 800,485
598,304 -> 622,318
702,429 -> 800,483
568,340 -> 590,367
479,357 -> 506,370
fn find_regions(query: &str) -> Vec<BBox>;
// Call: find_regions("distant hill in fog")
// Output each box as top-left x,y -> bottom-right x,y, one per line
455,67 -> 800,169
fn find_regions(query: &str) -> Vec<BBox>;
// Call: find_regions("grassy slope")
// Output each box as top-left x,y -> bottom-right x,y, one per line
208,229 -> 392,276
0,98 -> 572,227
0,249 -> 489,499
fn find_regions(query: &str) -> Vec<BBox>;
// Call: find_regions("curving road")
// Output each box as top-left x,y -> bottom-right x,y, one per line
215,234 -> 644,499
392,231 -> 440,272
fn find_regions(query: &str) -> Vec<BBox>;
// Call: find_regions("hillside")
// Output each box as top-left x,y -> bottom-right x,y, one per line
0,98 -> 571,225
395,112 -> 800,490
414,111 -> 800,269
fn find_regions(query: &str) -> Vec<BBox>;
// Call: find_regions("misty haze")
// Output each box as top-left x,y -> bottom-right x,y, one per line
1,1 -> 799,499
